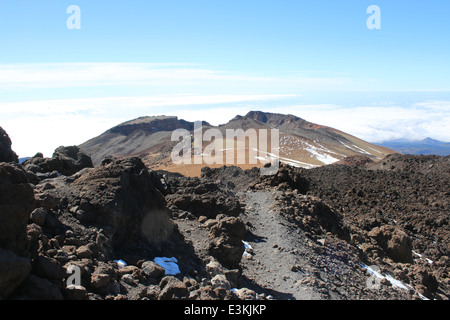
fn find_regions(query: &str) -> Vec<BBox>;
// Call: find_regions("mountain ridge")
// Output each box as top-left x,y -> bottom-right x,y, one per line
80,110 -> 397,176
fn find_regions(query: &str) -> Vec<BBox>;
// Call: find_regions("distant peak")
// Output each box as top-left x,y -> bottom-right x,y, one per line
243,110 -> 306,125
245,111 -> 269,123
120,115 -> 178,126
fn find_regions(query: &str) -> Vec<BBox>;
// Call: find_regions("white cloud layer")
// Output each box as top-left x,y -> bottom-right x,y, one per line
264,102 -> 450,143
4,98 -> 449,158
0,62 -> 356,94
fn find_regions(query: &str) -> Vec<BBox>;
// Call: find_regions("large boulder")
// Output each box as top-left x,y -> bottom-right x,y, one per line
368,225 -> 413,263
0,163 -> 35,255
0,248 -> 31,298
208,216 -> 246,268
52,146 -> 93,176
60,157 -> 174,248
0,127 -> 18,163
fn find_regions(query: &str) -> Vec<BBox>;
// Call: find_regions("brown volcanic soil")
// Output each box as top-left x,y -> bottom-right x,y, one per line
304,154 -> 450,262
300,154 -> 450,299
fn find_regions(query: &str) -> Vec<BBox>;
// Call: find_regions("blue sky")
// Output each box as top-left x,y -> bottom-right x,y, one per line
1,0 -> 449,156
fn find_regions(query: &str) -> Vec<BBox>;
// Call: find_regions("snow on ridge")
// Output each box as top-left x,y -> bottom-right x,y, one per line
340,141 -> 371,155
351,144 -> 371,155
302,141 -> 340,165
278,156 -> 319,169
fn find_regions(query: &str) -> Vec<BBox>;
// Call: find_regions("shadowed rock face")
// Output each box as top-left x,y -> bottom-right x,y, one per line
0,127 -> 18,163
0,162 -> 34,299
0,163 -> 35,256
55,157 -> 174,248
22,146 -> 93,178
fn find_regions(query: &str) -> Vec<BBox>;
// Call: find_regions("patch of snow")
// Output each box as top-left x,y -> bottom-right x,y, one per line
351,144 -> 371,155
278,156 -> 319,169
340,141 -> 371,155
340,141 -> 359,152
243,240 -> 253,251
412,251 -> 434,265
242,240 -> 253,259
254,156 -> 268,161
360,263 -> 429,300
303,142 -> 340,165
154,257 -> 181,275
366,146 -> 382,153
114,259 -> 127,269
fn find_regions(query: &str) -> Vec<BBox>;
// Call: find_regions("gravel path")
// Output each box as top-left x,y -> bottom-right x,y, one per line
175,188 -> 417,300
239,190 -> 324,300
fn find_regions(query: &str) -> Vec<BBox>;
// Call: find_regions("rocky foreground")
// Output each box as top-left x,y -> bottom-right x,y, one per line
0,127 -> 448,300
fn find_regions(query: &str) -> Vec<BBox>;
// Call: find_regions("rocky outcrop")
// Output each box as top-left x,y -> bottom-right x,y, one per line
23,146 -> 93,179
0,149 -> 256,300
200,166 -> 260,190
336,155 -> 375,167
42,157 -> 174,250
368,226 -> 413,263
0,127 -> 18,163
208,216 -> 246,269
250,163 -> 310,193
273,191 -> 349,241
165,174 -> 244,219
52,146 -> 94,176
302,155 -> 450,299
108,116 -> 197,135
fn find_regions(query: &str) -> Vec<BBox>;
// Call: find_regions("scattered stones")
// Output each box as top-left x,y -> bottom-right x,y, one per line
90,273 -> 111,289
75,246 -> 93,259
30,208 -> 47,226
158,276 -> 189,300
232,288 -> 259,300
141,261 -> 166,279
